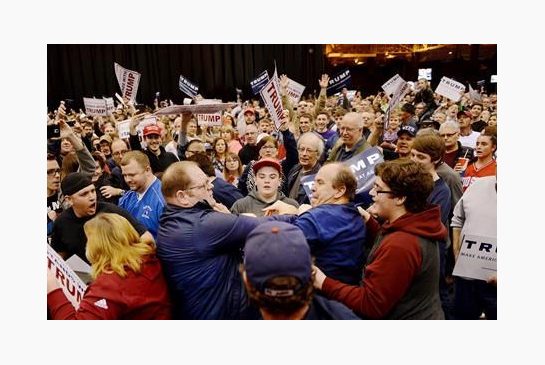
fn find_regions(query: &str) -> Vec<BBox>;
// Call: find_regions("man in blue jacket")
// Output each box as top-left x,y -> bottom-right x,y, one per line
118,151 -> 165,239
156,161 -> 293,319
264,163 -> 368,286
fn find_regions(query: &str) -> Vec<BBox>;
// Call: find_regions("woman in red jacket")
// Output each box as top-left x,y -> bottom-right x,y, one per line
47,213 -> 171,319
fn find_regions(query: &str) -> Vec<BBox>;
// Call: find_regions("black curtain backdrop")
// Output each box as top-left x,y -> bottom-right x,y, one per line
47,44 -> 326,111
47,44 -> 496,112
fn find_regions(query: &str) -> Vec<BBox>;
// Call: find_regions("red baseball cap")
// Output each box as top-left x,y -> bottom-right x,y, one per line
143,125 -> 162,137
252,158 -> 282,175
457,110 -> 472,119
244,108 -> 255,116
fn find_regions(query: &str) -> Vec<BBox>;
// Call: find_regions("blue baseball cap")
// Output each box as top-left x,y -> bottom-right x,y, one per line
397,125 -> 417,137
244,222 -> 311,297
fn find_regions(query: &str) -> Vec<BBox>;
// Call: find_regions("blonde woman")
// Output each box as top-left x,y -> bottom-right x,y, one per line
47,213 -> 171,319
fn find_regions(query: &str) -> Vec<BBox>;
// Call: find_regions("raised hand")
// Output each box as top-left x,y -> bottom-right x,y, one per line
280,74 -> 289,90
319,74 -> 330,89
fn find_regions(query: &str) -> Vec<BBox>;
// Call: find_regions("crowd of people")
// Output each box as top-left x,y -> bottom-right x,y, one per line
46,71 -> 497,320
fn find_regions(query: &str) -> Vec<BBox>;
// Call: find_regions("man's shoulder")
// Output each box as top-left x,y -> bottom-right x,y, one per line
55,207 -> 76,224
97,201 -> 125,213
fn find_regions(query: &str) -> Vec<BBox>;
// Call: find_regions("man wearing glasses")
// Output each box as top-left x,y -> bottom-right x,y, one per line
312,160 -> 446,319
157,161 -> 295,319
439,120 -> 474,169
326,112 -> 372,163
47,154 -> 62,236
284,132 -> 324,204
99,139 -> 130,200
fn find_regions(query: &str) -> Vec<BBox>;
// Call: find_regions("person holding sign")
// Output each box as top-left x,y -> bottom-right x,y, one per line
312,160 -> 446,319
451,174 -> 497,320
48,213 -> 171,319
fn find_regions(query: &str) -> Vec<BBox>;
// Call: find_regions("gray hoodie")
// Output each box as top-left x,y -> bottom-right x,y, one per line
230,190 -> 299,217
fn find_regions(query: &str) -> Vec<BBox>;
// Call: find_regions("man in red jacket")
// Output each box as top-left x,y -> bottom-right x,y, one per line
313,159 -> 447,319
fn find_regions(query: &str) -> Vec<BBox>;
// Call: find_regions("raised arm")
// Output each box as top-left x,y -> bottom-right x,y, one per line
313,74 -> 329,117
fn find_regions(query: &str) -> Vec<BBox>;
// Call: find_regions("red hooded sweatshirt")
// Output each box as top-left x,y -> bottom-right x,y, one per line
321,205 -> 447,319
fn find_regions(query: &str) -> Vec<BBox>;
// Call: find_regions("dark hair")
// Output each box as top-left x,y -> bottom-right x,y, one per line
375,160 -> 434,213
479,126 -> 497,151
187,153 -> 215,177
244,273 -> 313,316
316,110 -> 330,119
482,125 -> 497,140
333,108 -> 347,118
224,152 -> 243,180
411,134 -> 446,167
401,103 -> 415,114
91,151 -> 107,170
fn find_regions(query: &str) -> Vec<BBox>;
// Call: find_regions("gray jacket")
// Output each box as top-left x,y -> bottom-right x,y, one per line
230,190 -> 299,217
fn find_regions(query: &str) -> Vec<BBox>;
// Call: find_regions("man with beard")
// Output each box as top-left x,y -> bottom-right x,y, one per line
51,172 -> 153,264
129,123 -> 178,176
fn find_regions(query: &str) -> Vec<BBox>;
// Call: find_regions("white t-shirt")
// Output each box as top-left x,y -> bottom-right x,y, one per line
458,131 -> 480,149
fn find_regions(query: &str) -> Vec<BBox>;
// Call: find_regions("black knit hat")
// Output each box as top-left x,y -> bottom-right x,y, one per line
61,172 -> 93,196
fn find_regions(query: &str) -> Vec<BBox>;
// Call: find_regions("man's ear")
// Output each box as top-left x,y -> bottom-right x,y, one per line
394,195 -> 406,207
334,185 -> 347,199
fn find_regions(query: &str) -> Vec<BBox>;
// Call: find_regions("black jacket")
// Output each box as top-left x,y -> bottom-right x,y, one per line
129,134 -> 179,174
283,162 -> 321,205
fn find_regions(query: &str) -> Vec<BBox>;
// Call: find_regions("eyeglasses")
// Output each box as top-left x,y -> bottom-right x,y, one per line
112,150 -> 128,157
47,168 -> 61,176
439,132 -> 458,138
372,183 -> 394,195
339,126 -> 359,133
184,180 -> 210,192
297,147 -> 318,154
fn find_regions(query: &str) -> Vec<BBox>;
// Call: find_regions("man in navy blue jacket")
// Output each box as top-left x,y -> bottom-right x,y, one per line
156,161 -> 293,319
264,163 -> 368,286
